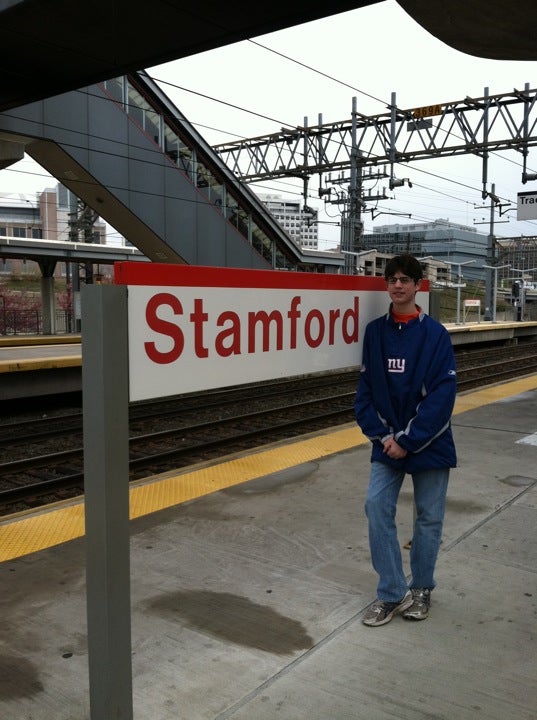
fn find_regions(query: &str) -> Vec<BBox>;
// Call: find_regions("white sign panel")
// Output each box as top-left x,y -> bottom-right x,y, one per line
115,264 -> 429,402
517,191 -> 537,220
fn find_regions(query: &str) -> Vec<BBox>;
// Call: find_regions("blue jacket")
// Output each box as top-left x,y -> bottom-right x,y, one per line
354,309 -> 457,472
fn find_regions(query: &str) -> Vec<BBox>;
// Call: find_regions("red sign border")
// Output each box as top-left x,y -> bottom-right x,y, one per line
114,262 -> 420,291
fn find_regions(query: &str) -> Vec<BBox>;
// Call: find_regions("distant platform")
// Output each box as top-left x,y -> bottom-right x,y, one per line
445,320 -> 537,345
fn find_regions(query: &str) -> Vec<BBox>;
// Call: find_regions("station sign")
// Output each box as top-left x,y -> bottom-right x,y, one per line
517,190 -> 537,220
115,263 -> 429,402
412,104 -> 443,119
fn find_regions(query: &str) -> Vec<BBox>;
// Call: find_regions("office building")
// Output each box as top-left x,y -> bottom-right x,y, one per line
257,193 -> 319,249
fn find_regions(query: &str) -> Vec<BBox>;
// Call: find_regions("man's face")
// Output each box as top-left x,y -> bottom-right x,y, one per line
386,272 -> 421,308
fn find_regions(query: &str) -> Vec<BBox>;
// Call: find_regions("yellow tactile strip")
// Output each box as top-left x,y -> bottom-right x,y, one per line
0,356 -> 81,373
0,504 -> 86,563
1,376 -> 536,563
128,426 -> 363,519
452,375 -> 537,414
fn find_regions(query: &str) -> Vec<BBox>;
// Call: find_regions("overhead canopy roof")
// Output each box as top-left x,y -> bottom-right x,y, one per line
0,0 -> 377,112
0,0 -> 536,113
396,0 -> 537,63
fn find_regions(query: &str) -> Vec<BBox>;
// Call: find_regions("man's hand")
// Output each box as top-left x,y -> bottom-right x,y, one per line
382,437 -> 408,459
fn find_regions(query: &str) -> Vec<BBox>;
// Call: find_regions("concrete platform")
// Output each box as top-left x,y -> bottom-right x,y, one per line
0,379 -> 536,719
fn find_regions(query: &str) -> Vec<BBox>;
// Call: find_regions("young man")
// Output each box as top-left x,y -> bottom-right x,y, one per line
355,254 -> 457,627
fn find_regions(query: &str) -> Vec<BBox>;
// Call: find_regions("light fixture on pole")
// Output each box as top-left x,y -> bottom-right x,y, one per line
417,255 -> 433,271
445,260 -> 476,325
389,177 -> 413,190
341,249 -> 377,275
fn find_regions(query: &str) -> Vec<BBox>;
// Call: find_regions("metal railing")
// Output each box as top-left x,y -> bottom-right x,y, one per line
0,310 -> 74,335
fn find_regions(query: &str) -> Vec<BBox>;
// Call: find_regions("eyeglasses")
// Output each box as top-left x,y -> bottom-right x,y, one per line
386,275 -> 414,285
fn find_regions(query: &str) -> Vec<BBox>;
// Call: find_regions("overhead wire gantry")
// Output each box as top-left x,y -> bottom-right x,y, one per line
214,84 -> 537,192
214,84 -> 537,313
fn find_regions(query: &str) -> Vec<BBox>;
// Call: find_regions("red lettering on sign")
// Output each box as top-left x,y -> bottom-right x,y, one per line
248,310 -> 284,353
144,293 -> 184,363
342,297 -> 359,343
287,296 -> 301,349
304,309 -> 324,348
215,311 -> 241,357
190,298 -> 209,358
328,308 -> 341,344
142,293 -> 359,364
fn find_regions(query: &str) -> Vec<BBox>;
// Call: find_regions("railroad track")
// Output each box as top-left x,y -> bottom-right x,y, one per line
1,341 -> 537,516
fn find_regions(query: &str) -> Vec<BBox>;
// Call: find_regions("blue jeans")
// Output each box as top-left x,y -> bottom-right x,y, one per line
365,461 -> 449,602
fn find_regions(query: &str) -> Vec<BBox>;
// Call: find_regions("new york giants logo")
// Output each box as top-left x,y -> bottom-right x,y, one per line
387,358 -> 405,373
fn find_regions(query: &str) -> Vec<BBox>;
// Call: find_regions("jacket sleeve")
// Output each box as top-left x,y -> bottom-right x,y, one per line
394,328 -> 457,454
354,325 -> 394,443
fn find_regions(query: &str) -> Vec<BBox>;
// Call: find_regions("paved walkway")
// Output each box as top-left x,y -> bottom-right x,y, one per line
0,380 -> 536,719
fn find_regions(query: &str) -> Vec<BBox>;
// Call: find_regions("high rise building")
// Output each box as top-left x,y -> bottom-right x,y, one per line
257,193 -> 319,249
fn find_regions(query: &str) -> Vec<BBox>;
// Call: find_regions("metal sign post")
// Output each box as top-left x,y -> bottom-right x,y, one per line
82,284 -> 133,720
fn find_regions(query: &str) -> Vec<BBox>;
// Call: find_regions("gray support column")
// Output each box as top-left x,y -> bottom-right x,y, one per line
81,284 -> 132,720
38,259 -> 57,335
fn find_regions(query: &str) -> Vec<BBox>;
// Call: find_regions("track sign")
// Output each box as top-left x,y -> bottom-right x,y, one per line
517,191 -> 537,220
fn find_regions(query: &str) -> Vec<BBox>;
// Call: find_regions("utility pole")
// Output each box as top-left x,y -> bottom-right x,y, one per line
485,188 -> 496,321
339,97 -> 364,274
474,183 -> 511,321
349,98 -> 365,267
323,98 -> 365,275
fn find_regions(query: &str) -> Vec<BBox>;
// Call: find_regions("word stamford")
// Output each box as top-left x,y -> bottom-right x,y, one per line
144,294 -> 360,363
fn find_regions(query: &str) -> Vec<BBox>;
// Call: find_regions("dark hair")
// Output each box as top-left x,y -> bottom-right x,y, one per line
384,254 -> 423,282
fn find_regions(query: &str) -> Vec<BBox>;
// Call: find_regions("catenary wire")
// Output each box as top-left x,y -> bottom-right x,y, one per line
3,65 -> 537,236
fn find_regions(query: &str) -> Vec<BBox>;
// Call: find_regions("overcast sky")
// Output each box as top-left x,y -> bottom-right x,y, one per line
2,0 -> 537,247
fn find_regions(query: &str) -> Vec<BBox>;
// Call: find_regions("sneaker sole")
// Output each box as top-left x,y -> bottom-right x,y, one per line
402,610 -> 429,621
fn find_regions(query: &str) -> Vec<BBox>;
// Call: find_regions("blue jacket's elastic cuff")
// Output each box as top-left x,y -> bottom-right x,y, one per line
394,432 -> 410,451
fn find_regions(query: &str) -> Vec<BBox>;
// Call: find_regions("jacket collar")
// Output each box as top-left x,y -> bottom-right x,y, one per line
384,304 -> 426,326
